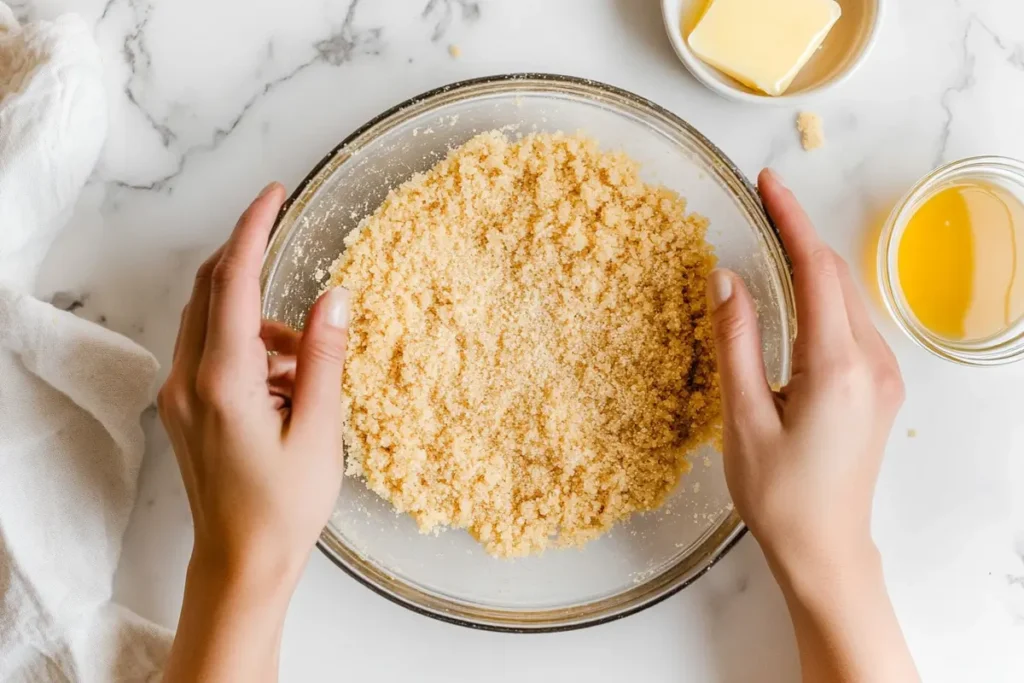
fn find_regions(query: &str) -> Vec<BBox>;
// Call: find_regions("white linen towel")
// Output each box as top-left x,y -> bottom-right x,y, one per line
0,4 -> 171,680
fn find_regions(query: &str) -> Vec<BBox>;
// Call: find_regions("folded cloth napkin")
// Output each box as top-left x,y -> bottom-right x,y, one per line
0,4 -> 171,681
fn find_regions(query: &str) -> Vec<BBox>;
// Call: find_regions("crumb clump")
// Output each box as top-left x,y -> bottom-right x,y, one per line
797,111 -> 825,151
330,131 -> 721,558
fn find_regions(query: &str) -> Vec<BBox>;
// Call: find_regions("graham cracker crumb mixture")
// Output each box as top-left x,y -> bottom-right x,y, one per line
797,111 -> 825,151
329,131 -> 721,558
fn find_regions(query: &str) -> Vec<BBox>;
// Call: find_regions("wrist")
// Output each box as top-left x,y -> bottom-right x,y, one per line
166,545 -> 300,682
761,533 -> 884,604
186,543 -> 307,607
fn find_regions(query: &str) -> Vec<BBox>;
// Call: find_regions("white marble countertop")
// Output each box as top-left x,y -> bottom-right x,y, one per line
21,0 -> 1024,680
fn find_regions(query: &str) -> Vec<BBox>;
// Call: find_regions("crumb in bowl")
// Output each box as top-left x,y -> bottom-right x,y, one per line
329,131 -> 721,558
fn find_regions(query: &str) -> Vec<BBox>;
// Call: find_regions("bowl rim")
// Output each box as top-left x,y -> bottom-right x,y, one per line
262,72 -> 794,632
659,0 -> 885,105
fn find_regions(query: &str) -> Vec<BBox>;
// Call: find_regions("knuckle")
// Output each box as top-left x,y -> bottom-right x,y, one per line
833,252 -> 853,277
194,255 -> 218,285
875,363 -> 906,405
713,305 -> 752,348
156,380 -> 188,418
155,384 -> 172,412
821,355 -> 870,395
210,259 -> 236,290
194,368 -> 234,408
304,334 -> 345,366
821,352 -> 905,407
808,246 -> 839,279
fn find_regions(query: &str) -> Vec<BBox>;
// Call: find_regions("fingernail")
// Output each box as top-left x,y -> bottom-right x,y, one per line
324,286 -> 350,329
707,269 -> 733,313
258,181 -> 282,200
764,168 -> 786,188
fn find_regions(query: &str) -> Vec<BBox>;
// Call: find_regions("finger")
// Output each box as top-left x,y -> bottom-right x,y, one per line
834,255 -> 898,364
204,182 -> 287,361
268,354 -> 297,384
172,304 -> 188,360
758,169 -> 853,358
267,354 -> 297,400
262,320 -> 302,356
289,287 -> 350,442
707,269 -> 778,430
833,254 -> 875,342
269,393 -> 290,413
174,245 -> 225,374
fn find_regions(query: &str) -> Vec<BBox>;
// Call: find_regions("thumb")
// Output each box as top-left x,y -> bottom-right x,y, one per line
290,286 -> 350,439
707,269 -> 776,425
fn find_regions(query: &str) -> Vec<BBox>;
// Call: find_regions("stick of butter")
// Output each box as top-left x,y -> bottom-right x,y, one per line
687,0 -> 842,97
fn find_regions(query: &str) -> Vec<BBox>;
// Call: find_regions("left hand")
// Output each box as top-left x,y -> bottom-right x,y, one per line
158,182 -> 351,588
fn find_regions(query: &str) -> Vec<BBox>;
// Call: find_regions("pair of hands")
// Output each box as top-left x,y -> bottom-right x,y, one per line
158,172 -> 916,682
158,171 -> 902,582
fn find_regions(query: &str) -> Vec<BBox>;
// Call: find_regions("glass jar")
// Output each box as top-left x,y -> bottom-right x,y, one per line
877,156 -> 1024,366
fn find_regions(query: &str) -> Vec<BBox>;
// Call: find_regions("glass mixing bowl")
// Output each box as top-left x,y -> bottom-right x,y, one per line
260,74 -> 795,632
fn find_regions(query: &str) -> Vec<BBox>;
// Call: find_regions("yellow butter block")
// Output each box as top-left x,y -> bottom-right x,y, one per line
688,0 -> 842,97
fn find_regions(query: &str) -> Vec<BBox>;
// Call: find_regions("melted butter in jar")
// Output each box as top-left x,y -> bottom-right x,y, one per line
898,181 -> 1024,341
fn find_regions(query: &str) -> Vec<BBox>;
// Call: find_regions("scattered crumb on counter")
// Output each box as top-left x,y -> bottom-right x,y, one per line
797,111 -> 825,151
448,44 -> 461,58
907,428 -> 918,438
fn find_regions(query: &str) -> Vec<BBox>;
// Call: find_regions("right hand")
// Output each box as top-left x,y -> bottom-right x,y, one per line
708,169 -> 904,575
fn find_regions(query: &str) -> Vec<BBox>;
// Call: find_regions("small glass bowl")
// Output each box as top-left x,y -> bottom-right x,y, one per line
877,156 -> 1024,366
661,0 -> 884,104
261,74 -> 796,631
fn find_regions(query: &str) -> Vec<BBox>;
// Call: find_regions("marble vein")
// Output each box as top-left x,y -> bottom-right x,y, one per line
934,17 -> 976,167
120,1 -> 176,148
423,0 -> 481,42
100,0 -> 384,192
934,14 -> 1024,167
99,0 -> 117,22
972,16 -> 1024,72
